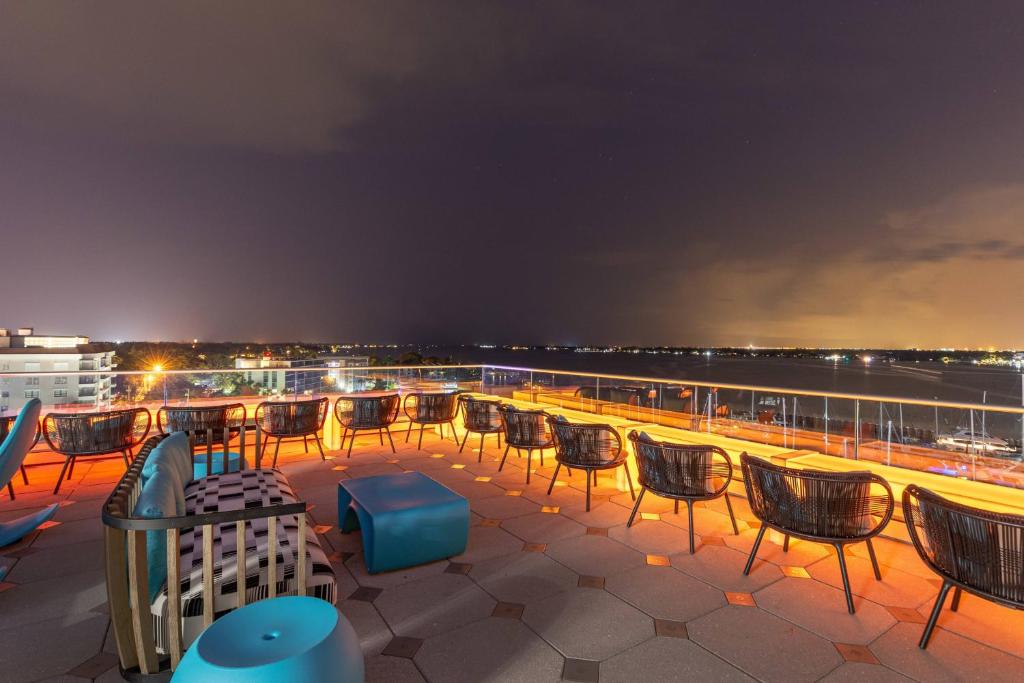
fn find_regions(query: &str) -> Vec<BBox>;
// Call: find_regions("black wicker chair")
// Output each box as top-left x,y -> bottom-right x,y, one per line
627,431 -> 738,553
548,416 -> 634,511
156,403 -> 246,445
904,484 -> 1024,649
403,391 -> 461,450
457,396 -> 504,462
740,454 -> 894,613
43,408 -> 151,494
255,397 -> 329,467
497,405 -> 553,484
335,393 -> 401,458
0,414 -> 40,500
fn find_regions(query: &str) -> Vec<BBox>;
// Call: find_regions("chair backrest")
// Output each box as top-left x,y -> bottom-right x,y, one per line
43,408 -> 151,456
405,392 -> 460,423
628,431 -> 731,498
157,403 -> 246,437
0,399 -> 42,488
904,484 -> 1024,608
255,398 -> 328,436
548,417 -> 621,467
740,453 -> 893,540
459,396 -> 503,432
0,413 -> 41,449
498,406 -> 552,448
335,393 -> 401,429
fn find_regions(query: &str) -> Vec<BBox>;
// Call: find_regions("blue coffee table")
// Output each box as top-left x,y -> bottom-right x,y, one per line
338,472 -> 469,573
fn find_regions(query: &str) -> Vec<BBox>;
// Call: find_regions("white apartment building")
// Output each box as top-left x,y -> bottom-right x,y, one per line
234,353 -> 370,395
0,328 -> 115,416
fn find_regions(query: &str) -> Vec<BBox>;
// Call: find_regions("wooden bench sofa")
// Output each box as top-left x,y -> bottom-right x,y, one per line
102,430 -> 336,679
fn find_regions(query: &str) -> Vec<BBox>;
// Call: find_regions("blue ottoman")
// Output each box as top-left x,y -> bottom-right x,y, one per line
338,472 -> 469,573
172,596 -> 363,682
192,450 -> 243,479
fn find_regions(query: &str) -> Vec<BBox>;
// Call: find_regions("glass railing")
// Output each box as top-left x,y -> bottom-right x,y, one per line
3,363 -> 1023,490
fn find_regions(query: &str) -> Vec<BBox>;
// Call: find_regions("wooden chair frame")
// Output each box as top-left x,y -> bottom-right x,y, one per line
102,433 -> 309,678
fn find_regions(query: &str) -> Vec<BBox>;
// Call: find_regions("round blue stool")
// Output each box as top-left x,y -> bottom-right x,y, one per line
172,597 -> 364,682
192,450 -> 243,478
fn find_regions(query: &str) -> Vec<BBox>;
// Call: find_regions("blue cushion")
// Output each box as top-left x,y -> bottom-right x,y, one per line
143,432 -> 192,488
134,468 -> 185,602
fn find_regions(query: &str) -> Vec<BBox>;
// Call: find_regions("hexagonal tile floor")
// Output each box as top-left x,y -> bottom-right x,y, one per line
4,432 -> 1024,682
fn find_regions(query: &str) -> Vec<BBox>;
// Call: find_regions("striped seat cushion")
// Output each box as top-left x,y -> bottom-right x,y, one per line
149,468 -> 336,654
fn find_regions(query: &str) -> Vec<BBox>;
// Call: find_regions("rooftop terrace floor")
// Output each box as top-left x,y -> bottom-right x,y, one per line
2,430 -> 1024,682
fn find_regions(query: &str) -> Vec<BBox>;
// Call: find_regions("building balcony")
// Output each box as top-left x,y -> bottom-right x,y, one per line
3,364 -> 1024,681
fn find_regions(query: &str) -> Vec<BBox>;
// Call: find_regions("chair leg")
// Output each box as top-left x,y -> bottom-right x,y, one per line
919,581 -> 953,649
303,435 -> 309,453
272,438 -> 282,468
459,430 -> 469,453
313,433 -> 326,460
497,433 -> 502,448
384,427 -> 396,454
585,467 -> 591,511
724,492 -> 739,535
835,544 -> 856,614
378,429 -> 384,446
347,428 -> 357,458
526,450 -> 533,484
783,535 -> 790,552
547,463 -> 561,495
743,526 -> 767,575
686,500 -> 696,554
865,538 -> 882,580
623,463 -> 636,500
417,424 -> 425,450
405,420 -> 413,443
7,481 -> 14,501
674,500 -> 679,514
340,426 -> 348,451
478,433 -> 485,462
627,488 -> 646,527
20,464 -> 29,485
53,457 -> 72,495
498,444 -> 511,471
950,586 -> 962,612
450,422 -> 458,445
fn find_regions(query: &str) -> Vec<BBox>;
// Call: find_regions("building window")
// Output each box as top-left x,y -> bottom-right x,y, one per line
24,362 -> 40,372
53,389 -> 67,398
54,376 -> 68,385
54,362 -> 69,371
0,362 -> 8,371
25,377 -> 39,386
24,390 -> 40,399
0,391 -> 8,398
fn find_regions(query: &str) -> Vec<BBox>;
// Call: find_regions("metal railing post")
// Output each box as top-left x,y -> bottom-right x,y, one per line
854,399 -> 860,460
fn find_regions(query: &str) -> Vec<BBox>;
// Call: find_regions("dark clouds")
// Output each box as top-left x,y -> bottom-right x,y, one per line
2,2 -> 1024,347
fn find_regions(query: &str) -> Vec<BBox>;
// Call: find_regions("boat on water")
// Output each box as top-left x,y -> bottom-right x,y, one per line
936,428 -> 1019,456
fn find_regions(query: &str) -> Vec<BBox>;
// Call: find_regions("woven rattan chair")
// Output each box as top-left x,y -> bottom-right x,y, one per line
904,484 -> 1024,649
740,454 -> 894,613
1,413 -> 40,500
548,416 -> 634,511
497,405 -> 553,484
335,393 -> 401,458
458,396 -> 504,462
255,397 -> 329,467
43,408 -> 151,494
156,403 -> 246,445
403,391 -> 461,450
627,431 -> 738,553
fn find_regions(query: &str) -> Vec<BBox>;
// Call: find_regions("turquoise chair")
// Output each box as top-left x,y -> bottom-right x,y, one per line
0,399 -> 58,547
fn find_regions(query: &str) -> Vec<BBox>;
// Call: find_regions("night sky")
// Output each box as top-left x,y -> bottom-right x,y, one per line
3,3 -> 1024,348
